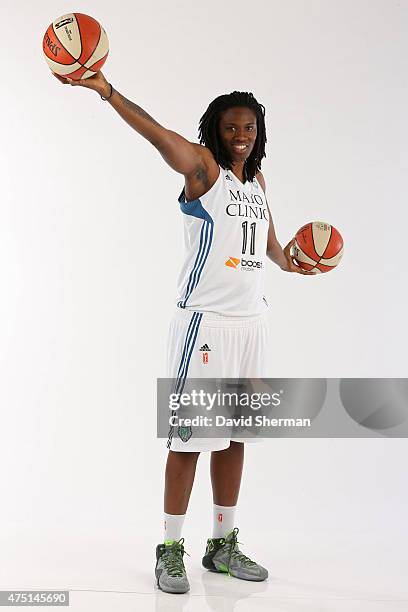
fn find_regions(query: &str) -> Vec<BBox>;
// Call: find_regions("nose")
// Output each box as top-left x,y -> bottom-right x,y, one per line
234,127 -> 247,139
231,126 -> 253,142
232,136 -> 248,144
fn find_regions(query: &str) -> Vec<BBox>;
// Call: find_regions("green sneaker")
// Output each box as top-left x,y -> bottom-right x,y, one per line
202,527 -> 268,581
155,538 -> 190,594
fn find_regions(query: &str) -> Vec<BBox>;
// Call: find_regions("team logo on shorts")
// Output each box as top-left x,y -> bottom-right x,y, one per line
199,344 -> 211,364
178,425 -> 192,443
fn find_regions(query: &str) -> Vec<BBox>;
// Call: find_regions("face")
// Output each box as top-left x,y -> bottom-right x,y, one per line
218,107 -> 257,162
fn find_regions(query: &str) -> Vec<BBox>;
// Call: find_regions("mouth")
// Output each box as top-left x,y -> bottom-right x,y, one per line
231,143 -> 249,153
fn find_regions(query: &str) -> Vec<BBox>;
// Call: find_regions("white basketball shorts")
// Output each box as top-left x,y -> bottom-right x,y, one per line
166,307 -> 270,452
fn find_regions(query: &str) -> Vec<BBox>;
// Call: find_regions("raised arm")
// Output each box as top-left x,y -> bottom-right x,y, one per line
52,71 -> 203,176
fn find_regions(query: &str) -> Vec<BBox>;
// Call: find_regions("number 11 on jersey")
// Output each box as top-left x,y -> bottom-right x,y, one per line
242,221 -> 256,255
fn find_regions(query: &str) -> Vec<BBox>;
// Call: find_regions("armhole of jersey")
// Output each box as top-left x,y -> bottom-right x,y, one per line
179,165 -> 222,205
255,172 -> 266,196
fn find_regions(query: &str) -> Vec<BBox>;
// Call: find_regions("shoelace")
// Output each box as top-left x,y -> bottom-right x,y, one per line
224,528 -> 257,569
161,538 -> 190,577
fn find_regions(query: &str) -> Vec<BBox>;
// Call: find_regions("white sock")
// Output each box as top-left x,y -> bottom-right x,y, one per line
164,513 -> 186,543
212,504 -> 236,538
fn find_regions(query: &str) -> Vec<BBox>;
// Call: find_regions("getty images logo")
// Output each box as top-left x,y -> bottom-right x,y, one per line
225,257 -> 263,271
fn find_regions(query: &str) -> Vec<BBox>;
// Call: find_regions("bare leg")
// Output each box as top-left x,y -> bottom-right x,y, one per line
210,441 -> 244,506
164,450 -> 200,514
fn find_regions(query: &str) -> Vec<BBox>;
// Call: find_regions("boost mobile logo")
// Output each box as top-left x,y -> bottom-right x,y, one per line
225,257 -> 262,270
225,257 -> 240,269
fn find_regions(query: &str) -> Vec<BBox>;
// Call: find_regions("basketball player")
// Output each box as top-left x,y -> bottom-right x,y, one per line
53,70 -> 310,594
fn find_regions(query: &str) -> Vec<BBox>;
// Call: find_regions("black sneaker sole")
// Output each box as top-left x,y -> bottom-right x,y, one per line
202,552 -> 219,571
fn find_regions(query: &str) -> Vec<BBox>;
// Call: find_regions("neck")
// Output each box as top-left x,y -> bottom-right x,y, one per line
231,160 -> 246,181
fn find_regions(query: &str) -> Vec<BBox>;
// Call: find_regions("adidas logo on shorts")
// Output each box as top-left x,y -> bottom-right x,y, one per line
199,344 -> 211,351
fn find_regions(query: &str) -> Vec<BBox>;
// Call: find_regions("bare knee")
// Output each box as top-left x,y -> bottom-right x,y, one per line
166,450 -> 200,474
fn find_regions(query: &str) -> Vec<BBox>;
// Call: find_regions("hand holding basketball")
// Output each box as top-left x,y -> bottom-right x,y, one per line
52,70 -> 110,97
292,221 -> 344,274
282,239 -> 314,274
44,12 -> 111,97
43,13 -> 109,78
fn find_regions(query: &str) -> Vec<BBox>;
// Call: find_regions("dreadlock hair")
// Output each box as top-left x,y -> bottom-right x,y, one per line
198,91 -> 267,183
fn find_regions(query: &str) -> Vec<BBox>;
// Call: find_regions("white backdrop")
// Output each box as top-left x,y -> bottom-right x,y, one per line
0,0 -> 407,577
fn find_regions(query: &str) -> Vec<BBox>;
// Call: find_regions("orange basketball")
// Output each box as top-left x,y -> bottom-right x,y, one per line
43,13 -> 109,80
292,221 -> 344,274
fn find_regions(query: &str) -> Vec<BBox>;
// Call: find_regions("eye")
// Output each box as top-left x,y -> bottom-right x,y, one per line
247,126 -> 255,131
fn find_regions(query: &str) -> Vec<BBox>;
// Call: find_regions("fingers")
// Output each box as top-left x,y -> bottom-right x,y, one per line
295,265 -> 315,275
283,237 -> 296,254
286,239 -> 314,274
52,72 -> 72,85
299,269 -> 315,275
52,72 -> 78,86
52,72 -> 67,83
288,258 -> 315,275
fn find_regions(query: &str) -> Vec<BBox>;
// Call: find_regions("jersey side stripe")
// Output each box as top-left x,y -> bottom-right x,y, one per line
167,311 -> 203,448
181,221 -> 213,307
181,221 -> 209,307
178,192 -> 214,309
188,222 -> 214,298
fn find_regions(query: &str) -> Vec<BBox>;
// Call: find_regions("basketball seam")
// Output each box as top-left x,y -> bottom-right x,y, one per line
301,223 -> 320,262
297,225 -> 340,272
85,21 -> 102,68
310,223 -> 321,260
317,227 -> 343,269
69,13 -> 102,78
315,262 -> 335,271
51,22 -> 78,65
311,224 -> 341,272
88,51 -> 108,71
73,13 -> 83,63
296,245 -> 317,267
320,224 -> 333,259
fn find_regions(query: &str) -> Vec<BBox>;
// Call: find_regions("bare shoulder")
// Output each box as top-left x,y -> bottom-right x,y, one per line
256,170 -> 266,193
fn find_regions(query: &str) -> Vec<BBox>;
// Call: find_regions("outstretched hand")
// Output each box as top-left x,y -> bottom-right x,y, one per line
282,238 -> 315,275
52,70 -> 110,98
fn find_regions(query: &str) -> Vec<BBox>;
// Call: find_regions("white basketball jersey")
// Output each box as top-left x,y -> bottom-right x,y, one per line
176,166 -> 270,316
